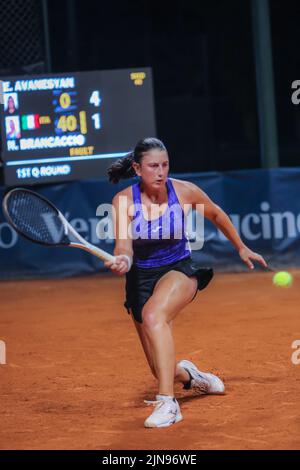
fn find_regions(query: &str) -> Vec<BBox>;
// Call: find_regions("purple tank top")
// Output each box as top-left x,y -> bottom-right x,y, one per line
131,178 -> 191,268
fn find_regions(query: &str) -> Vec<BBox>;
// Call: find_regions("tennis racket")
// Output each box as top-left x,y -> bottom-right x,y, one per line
2,188 -> 116,264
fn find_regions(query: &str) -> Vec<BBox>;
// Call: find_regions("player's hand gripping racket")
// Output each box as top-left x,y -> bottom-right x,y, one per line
2,188 -> 116,264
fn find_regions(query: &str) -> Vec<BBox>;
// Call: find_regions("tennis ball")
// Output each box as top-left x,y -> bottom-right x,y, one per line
273,271 -> 293,287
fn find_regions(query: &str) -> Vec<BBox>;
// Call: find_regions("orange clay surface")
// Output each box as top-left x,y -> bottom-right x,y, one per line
0,270 -> 299,450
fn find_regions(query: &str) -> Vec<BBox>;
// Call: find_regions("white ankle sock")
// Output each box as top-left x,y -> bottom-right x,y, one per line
156,394 -> 175,402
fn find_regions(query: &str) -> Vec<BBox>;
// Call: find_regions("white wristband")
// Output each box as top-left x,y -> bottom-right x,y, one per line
122,255 -> 132,271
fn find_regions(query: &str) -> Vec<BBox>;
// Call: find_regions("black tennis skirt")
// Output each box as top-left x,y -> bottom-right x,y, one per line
124,256 -> 213,323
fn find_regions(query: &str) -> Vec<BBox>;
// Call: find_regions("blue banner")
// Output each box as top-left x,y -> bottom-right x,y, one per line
0,168 -> 299,279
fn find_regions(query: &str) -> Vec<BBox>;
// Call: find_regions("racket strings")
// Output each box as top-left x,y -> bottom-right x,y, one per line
6,191 -> 68,245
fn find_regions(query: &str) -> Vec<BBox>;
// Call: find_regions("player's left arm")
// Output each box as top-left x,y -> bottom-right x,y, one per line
179,180 -> 268,270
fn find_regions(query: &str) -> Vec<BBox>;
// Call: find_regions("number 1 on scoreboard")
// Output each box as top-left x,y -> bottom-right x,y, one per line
92,113 -> 101,129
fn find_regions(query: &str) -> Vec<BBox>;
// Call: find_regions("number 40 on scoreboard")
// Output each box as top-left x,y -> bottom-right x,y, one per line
56,90 -> 102,134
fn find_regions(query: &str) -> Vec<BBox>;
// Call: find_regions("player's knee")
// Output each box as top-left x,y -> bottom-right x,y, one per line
142,308 -> 163,331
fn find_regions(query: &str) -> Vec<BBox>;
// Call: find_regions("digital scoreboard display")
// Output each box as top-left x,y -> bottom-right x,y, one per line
0,68 -> 156,185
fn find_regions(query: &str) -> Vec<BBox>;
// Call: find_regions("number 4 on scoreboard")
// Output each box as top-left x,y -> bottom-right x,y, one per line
89,91 -> 101,107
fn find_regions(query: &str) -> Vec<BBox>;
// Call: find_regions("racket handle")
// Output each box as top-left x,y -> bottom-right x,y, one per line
70,242 -> 116,263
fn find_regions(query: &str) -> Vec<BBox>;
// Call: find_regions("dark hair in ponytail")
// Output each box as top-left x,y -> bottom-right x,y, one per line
107,137 -> 167,184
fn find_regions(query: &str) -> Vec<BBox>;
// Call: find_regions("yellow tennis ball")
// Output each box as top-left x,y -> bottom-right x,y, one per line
273,271 -> 293,287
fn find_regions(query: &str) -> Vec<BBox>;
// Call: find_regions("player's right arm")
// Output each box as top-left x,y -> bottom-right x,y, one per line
104,187 -> 133,276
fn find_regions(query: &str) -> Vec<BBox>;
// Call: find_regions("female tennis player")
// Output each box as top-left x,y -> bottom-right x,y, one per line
105,137 -> 267,428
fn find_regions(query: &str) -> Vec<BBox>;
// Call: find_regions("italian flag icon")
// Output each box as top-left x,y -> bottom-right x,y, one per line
21,114 -> 40,130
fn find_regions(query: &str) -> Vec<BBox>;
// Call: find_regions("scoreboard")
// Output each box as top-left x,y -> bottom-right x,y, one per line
0,68 -> 156,185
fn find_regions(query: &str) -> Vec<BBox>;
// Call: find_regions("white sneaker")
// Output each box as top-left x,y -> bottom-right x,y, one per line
144,395 -> 183,428
178,360 -> 225,395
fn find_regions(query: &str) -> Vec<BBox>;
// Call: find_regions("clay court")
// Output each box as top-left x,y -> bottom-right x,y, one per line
0,270 -> 299,450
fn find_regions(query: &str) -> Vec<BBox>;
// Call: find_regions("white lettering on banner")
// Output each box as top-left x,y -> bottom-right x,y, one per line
70,218 -> 89,239
260,202 -> 272,239
65,212 -> 104,243
0,223 -> 18,248
241,214 -> 261,241
1,201 -> 300,250
272,212 -> 297,239
218,202 -> 300,242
